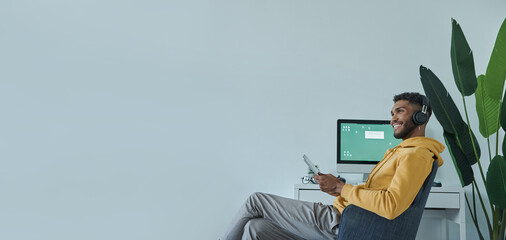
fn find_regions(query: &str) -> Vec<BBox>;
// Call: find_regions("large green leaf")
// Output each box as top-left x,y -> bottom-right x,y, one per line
486,155 -> 506,209
475,74 -> 501,137
444,131 -> 474,187
485,18 -> 506,100
450,18 -> 477,96
420,66 -> 480,164
420,66 -> 466,134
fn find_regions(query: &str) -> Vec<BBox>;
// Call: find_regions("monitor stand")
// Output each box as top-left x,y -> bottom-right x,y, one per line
362,173 -> 369,183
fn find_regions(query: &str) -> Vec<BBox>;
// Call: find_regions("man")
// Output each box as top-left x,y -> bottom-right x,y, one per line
221,92 -> 444,240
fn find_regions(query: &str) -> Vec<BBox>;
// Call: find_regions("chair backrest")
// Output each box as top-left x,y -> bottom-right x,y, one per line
336,160 -> 438,240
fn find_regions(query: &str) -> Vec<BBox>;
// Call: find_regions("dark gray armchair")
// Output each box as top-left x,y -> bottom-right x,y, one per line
336,160 -> 438,240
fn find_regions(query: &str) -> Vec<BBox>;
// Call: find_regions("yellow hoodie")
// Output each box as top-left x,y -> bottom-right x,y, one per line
333,136 -> 445,220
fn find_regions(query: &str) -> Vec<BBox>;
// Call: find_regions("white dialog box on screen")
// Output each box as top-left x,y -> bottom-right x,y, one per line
365,131 -> 385,139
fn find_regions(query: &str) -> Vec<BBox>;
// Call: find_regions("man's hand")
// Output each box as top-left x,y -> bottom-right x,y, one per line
314,173 -> 345,196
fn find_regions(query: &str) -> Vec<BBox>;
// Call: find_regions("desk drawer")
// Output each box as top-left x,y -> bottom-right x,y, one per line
425,192 -> 460,209
296,187 -> 462,209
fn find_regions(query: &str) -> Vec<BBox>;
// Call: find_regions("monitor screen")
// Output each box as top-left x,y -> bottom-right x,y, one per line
337,119 -> 402,167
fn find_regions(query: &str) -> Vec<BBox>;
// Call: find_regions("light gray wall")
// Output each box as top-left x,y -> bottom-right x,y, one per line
1,0 -> 504,239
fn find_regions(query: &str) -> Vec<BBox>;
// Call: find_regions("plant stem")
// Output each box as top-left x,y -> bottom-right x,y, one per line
462,95 -> 488,185
473,182 -> 477,220
487,136 -> 492,162
496,101 -> 503,156
462,95 -> 496,215
466,194 -> 485,240
494,208 -> 499,240
473,179 -> 493,236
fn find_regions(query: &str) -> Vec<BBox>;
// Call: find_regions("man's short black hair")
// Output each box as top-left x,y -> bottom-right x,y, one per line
393,92 -> 432,118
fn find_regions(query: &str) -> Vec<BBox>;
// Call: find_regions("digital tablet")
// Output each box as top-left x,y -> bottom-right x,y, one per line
303,154 -> 321,175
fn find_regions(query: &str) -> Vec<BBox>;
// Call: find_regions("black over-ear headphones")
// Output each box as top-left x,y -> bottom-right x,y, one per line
412,96 -> 430,125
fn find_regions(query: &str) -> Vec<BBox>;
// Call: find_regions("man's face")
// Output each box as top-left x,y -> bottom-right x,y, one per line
390,100 -> 419,140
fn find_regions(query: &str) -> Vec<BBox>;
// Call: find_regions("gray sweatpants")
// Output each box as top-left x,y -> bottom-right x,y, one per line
220,192 -> 340,240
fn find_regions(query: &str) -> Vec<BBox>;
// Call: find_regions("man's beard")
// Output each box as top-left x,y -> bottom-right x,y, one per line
394,118 -> 417,139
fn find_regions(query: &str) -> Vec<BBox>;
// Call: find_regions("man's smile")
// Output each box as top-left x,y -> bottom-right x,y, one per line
392,122 -> 403,131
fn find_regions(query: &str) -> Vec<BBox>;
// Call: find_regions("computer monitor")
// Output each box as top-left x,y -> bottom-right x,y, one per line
337,119 -> 402,176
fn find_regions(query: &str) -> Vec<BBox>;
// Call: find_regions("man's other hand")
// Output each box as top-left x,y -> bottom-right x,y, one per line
313,173 -> 345,196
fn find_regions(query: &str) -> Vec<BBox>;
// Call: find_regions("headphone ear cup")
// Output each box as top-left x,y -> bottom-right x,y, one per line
412,111 -> 427,125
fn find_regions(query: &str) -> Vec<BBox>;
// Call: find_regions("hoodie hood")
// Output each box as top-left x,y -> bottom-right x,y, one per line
398,136 -> 445,166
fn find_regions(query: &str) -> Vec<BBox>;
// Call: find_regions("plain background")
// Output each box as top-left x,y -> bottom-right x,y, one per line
1,0 -> 505,239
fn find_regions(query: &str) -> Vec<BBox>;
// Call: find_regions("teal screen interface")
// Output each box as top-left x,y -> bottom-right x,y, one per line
340,123 -> 402,162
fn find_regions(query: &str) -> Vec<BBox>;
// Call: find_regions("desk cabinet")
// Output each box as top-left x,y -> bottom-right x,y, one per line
294,184 -> 465,240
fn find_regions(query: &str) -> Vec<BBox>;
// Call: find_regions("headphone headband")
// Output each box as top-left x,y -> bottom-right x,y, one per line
413,95 -> 429,125
421,96 -> 429,114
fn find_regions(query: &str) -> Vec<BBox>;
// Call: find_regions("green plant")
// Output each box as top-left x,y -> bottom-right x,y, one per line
420,18 -> 506,240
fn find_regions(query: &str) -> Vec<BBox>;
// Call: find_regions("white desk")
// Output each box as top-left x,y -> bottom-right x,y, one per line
294,184 -> 465,240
